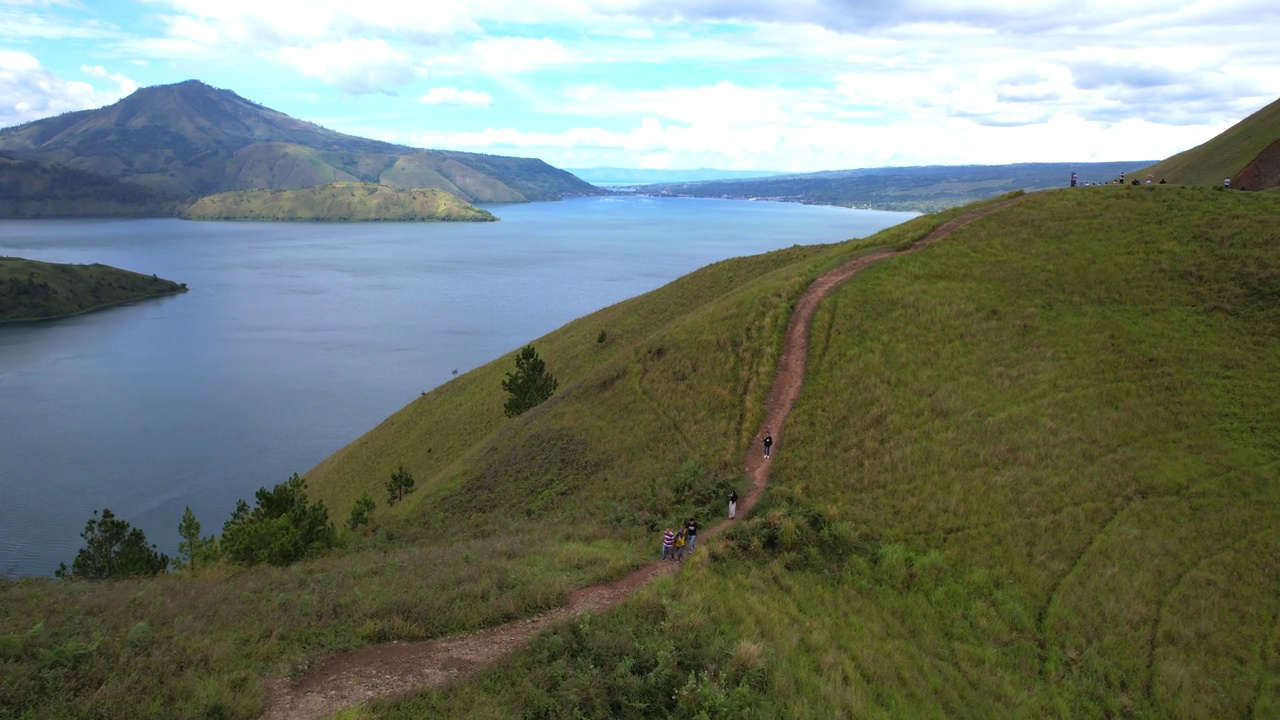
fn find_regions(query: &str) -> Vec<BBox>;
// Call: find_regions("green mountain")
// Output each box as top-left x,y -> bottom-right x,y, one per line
0,80 -> 603,203
4,185 -> 1280,718
179,182 -> 497,221
1138,96 -> 1280,190
0,256 -> 186,322
0,154 -> 181,217
640,160 -> 1153,212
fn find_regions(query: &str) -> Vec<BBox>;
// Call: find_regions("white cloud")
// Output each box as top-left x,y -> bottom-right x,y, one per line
276,38 -> 416,94
408,111 -> 1236,172
0,52 -> 136,128
429,37 -> 572,75
420,87 -> 492,107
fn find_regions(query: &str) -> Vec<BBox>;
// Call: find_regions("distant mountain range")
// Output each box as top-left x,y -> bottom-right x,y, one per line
638,161 -> 1157,212
564,167 -> 784,185
0,80 -> 602,208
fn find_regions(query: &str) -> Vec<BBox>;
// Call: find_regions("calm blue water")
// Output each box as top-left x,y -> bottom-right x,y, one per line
0,196 -> 914,576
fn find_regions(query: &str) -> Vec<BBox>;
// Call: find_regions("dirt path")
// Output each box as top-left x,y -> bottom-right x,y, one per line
259,197 -> 1020,720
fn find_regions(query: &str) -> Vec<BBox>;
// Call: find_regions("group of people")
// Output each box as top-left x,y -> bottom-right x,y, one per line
661,518 -> 698,561
659,431 -> 772,560
1070,171 -> 1167,187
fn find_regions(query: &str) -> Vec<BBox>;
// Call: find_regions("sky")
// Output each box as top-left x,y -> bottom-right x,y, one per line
1,0 -> 1278,173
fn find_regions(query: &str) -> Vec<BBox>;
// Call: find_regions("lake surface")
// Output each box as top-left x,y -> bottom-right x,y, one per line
0,196 -> 914,576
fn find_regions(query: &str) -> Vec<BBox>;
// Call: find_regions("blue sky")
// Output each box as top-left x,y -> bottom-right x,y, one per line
2,0 -> 1278,172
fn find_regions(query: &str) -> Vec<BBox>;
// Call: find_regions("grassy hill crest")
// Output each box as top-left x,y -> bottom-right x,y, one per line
1138,95 -> 1280,188
179,182 -> 498,221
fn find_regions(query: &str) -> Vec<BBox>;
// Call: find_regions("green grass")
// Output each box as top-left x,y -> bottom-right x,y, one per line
5,186 -> 1279,718
0,257 -> 187,323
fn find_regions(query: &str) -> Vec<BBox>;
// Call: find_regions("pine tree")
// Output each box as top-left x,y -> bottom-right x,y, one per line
501,345 -> 558,417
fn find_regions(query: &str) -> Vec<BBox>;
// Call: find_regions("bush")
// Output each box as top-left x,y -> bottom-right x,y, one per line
220,473 -> 335,566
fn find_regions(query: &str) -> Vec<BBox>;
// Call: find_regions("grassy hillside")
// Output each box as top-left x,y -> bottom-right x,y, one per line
0,257 -> 187,322
0,155 -> 180,217
3,187 -> 1279,719
1138,96 -> 1280,187
178,183 -> 497,221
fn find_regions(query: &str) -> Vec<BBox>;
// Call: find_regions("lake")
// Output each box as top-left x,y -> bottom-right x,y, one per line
0,196 -> 914,576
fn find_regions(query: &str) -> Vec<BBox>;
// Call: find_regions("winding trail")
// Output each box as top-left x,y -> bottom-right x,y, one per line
260,197 -> 1021,720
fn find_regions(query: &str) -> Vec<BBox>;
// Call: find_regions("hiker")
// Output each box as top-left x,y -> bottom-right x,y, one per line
1070,172 -> 1077,187
763,431 -> 773,459
1224,177 -> 1231,189
1159,178 -> 1167,184
685,517 -> 698,554
662,527 -> 675,560
729,490 -> 738,519
674,529 -> 687,560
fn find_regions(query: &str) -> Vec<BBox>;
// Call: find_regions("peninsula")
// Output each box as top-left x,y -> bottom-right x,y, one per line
178,183 -> 498,222
0,257 -> 187,323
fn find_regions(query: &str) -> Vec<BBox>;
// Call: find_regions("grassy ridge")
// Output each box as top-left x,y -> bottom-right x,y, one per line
178,182 -> 497,221
370,186 -> 1280,718
0,257 -> 187,323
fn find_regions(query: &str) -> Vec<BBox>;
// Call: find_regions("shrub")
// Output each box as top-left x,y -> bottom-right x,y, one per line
501,344 -> 558,417
220,473 -> 335,566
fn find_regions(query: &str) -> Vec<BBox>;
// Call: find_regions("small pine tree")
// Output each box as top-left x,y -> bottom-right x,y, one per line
386,466 -> 416,506
348,491 -> 376,530
56,508 -> 169,580
501,345 -> 558,417
177,506 -> 203,570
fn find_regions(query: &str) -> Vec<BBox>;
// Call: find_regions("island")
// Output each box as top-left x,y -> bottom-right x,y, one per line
178,182 -> 499,222
0,257 -> 188,323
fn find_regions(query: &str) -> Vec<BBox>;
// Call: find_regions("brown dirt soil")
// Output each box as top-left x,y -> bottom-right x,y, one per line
258,196 -> 1023,720
1233,137 -> 1280,191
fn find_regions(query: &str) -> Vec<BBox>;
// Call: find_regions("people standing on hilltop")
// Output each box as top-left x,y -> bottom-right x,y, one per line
729,490 -> 738,519
763,431 -> 773,459
1119,171 -> 1125,185
685,517 -> 698,554
1070,172 -> 1077,187
662,527 -> 675,560
1224,177 -> 1232,189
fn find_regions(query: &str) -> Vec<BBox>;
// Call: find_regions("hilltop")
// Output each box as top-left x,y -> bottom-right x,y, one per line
3,185 -> 1279,718
1139,96 -> 1280,189
179,183 -> 497,222
0,257 -> 187,323
0,80 -> 603,203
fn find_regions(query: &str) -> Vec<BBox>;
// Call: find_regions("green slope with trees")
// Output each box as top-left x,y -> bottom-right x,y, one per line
0,257 -> 187,323
3,187 -> 1279,719
0,155 -> 181,217
179,182 -> 497,221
